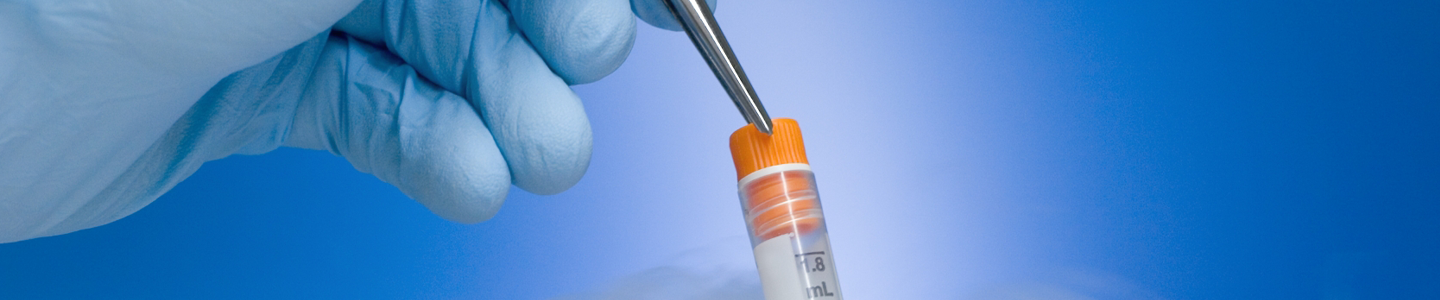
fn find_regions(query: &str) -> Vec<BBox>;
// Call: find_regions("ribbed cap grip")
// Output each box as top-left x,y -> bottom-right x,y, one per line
729,118 -> 809,180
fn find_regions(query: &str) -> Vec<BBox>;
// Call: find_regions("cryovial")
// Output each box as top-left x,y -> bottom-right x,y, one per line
730,118 -> 843,300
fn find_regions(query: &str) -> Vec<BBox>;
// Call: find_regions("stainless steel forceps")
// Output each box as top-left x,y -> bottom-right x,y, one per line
663,0 -> 774,134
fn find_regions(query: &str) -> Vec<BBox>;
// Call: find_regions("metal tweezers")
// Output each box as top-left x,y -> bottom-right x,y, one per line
663,0 -> 774,134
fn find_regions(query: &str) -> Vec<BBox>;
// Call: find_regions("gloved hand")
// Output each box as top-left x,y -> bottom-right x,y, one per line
0,0 -> 712,243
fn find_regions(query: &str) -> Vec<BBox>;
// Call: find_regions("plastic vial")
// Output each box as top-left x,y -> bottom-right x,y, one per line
730,118 -> 843,300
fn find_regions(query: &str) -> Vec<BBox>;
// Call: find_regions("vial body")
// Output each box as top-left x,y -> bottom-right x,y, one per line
739,163 -> 843,300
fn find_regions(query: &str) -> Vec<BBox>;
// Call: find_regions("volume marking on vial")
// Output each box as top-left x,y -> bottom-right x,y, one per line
807,282 -> 836,298
798,254 -> 827,272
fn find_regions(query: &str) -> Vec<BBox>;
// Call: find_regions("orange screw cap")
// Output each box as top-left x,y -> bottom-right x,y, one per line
729,118 -> 809,180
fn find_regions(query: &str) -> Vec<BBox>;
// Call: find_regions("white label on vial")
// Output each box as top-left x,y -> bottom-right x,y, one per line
754,234 -> 807,300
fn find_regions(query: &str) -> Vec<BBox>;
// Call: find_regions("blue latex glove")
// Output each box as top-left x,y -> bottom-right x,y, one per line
0,0 -> 712,243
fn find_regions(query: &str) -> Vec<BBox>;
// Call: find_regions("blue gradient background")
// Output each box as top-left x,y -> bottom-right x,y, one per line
3,0 -> 1438,298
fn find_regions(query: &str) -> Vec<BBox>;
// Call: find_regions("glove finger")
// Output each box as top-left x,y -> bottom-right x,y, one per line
505,0 -> 636,85
281,33 -> 512,223
628,0 -> 716,31
333,0 -> 592,195
470,1 -> 593,195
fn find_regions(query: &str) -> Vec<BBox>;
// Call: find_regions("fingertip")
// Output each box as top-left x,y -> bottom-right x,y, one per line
397,93 -> 514,224
509,130 -> 592,196
470,0 -> 595,196
329,36 -> 515,223
493,85 -> 594,195
510,0 -> 638,85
